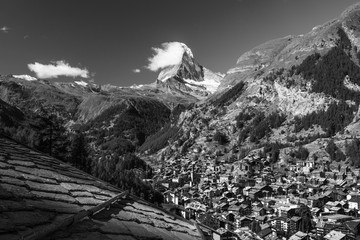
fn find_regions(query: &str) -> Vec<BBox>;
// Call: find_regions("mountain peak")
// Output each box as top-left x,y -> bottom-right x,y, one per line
157,42 -> 199,82
178,42 -> 194,58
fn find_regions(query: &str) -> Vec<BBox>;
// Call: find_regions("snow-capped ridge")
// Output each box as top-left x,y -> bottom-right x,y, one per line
12,75 -> 37,81
179,42 -> 194,58
74,80 -> 88,87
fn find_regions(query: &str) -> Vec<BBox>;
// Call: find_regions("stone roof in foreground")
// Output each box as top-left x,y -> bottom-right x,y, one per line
0,136 -> 203,240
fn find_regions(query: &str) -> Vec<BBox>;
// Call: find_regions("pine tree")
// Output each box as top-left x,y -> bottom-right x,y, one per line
70,132 -> 89,172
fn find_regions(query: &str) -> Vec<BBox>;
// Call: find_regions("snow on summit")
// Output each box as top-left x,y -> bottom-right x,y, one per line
12,75 -> 37,81
146,42 -> 193,72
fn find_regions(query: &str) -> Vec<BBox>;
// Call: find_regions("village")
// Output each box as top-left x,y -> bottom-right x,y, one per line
152,144 -> 360,240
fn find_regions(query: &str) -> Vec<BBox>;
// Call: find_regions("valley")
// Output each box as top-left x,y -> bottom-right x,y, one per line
3,2 -> 360,240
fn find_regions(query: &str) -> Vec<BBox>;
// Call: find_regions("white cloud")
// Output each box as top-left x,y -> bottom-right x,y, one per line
146,42 -> 185,72
133,68 -> 141,73
0,26 -> 10,33
28,60 -> 89,79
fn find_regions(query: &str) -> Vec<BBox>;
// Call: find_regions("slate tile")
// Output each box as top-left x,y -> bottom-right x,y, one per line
122,221 -> 161,239
93,194 -> 111,200
0,200 -> 31,212
26,181 -> 69,194
0,176 -> 26,186
141,224 -> 181,240
0,233 -> 19,240
17,167 -> 72,182
75,197 -> 104,206
62,218 -> 99,233
25,199 -> 83,214
31,191 -> 78,203
0,169 -> 22,178
7,160 -> 36,167
0,185 -> 13,199
96,219 -> 132,235
171,230 -> 201,240
0,214 -> 15,232
1,183 -> 35,199
19,172 -> 57,184
57,231 -> 113,240
5,210 -> 55,227
69,191 -> 93,197
106,235 -> 138,240
0,162 -> 11,169
60,182 -> 102,193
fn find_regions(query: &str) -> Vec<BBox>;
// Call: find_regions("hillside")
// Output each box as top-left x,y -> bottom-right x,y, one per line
141,2 -> 360,174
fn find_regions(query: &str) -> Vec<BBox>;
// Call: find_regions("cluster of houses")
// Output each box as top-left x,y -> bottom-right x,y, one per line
153,151 -> 360,240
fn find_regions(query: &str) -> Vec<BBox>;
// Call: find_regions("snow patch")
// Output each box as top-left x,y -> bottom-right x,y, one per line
158,64 -> 180,82
74,80 -> 88,87
184,68 -> 222,93
227,66 -> 254,74
344,75 -> 360,92
12,75 -> 37,81
130,84 -> 144,89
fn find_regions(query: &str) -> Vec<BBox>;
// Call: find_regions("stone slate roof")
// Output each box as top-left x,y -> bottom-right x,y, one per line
0,136 -> 203,240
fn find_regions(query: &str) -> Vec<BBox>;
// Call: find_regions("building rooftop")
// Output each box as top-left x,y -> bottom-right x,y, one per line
0,136 -> 203,240
324,230 -> 346,240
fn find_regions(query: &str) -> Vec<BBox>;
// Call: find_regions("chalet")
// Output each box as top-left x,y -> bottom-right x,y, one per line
239,162 -> 251,171
264,206 -> 275,215
218,217 -> 234,231
311,207 -> 322,217
253,206 -> 266,217
255,215 -> 267,224
239,204 -> 252,216
348,194 -> 360,210
257,227 -> 273,240
164,190 -> 180,205
213,228 -> 238,240
261,199 -> 276,208
162,204 -> 191,219
289,216 -> 302,236
218,202 -> 229,212
236,216 -> 253,228
228,205 -> 241,214
270,217 -> 289,233
343,220 -> 360,238
277,206 -> 297,218
225,212 -> 236,223
288,231 -> 309,240
237,177 -> 256,187
308,194 -> 329,208
324,230 -> 346,240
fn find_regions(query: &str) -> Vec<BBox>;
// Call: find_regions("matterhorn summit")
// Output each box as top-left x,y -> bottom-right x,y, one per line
156,42 -> 223,98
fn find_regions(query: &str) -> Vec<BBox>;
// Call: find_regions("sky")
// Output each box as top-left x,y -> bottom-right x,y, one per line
0,0 -> 359,86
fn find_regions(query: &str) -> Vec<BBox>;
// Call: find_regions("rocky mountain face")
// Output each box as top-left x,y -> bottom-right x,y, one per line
140,2 -> 360,171
137,43 -> 223,101
0,75 -> 168,162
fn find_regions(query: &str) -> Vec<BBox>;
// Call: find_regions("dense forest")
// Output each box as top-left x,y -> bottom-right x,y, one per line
292,27 -> 360,135
294,101 -> 355,136
237,111 -> 286,143
212,81 -> 246,107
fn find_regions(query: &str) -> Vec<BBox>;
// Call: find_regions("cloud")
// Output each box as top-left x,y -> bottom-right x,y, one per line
146,42 -> 185,72
133,68 -> 141,73
0,26 -> 10,33
28,60 -> 89,79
